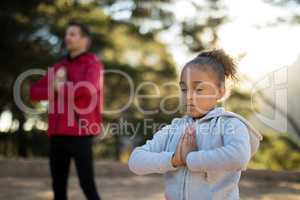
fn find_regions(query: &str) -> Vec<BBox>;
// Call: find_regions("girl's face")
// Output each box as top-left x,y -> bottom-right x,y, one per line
180,65 -> 225,118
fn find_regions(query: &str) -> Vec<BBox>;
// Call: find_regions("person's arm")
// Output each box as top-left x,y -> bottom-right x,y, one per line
29,68 -> 54,101
57,61 -> 103,99
128,124 -> 178,175
186,118 -> 251,172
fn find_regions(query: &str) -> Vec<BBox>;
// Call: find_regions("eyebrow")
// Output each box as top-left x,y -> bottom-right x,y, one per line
192,81 -> 203,84
179,81 -> 203,85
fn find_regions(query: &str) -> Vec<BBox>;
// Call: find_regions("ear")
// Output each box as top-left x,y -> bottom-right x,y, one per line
84,37 -> 91,49
217,85 -> 225,100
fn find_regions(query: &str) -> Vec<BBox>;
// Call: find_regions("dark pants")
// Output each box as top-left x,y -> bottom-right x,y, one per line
49,135 -> 101,200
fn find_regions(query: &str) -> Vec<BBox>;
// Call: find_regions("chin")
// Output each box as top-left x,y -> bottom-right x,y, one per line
187,110 -> 210,119
186,112 -> 201,118
66,46 -> 74,52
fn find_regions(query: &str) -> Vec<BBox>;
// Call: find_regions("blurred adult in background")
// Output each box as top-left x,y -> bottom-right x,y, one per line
30,21 -> 104,200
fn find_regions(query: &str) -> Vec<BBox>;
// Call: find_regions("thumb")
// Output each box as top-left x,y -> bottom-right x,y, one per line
57,67 -> 66,77
190,124 -> 196,135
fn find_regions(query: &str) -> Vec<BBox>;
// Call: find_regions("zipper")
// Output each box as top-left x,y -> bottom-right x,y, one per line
182,168 -> 188,200
181,122 -> 188,200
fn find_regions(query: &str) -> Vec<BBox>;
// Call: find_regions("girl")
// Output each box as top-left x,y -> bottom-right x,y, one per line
128,49 -> 263,200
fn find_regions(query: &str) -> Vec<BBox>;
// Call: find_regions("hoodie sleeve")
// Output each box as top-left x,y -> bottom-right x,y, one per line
186,118 -> 251,172
128,123 -> 178,175
29,66 -> 57,101
29,71 -> 49,101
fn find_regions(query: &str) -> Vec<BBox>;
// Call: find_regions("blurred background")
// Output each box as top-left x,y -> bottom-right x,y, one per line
0,0 -> 299,199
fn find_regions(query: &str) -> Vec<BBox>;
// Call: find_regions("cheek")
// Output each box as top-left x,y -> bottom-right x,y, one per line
194,92 -> 217,107
205,85 -> 220,96
194,98 -> 211,106
68,35 -> 79,43
79,39 -> 86,47
180,93 -> 187,104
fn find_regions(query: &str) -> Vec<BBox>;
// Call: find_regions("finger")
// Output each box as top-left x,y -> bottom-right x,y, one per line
191,129 -> 196,146
188,125 -> 194,134
186,125 -> 192,145
185,125 -> 191,135
191,133 -> 197,149
192,132 -> 196,141
177,134 -> 184,153
183,131 -> 188,144
190,125 -> 195,136
178,133 -> 184,148
191,127 -> 196,138
191,133 -> 196,145
185,130 -> 190,145
189,132 -> 194,145
178,134 -> 184,150
177,135 -> 184,164
179,142 -> 183,164
189,126 -> 194,142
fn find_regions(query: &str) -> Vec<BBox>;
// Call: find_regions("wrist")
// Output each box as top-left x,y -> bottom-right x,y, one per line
182,155 -> 187,165
55,80 -> 65,92
171,153 -> 179,167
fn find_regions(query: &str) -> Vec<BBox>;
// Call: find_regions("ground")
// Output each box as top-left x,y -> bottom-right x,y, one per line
0,159 -> 299,200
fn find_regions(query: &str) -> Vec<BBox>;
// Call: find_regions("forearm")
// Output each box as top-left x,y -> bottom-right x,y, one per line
29,67 -> 56,101
128,148 -> 177,175
186,142 -> 251,172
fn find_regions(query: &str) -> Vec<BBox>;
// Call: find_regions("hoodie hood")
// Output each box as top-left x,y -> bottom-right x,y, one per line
185,107 -> 263,157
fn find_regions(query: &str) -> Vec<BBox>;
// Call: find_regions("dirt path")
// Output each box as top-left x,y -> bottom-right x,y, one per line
0,159 -> 299,200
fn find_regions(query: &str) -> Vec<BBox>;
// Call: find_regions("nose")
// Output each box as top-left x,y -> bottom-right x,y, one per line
186,89 -> 194,104
187,89 -> 193,100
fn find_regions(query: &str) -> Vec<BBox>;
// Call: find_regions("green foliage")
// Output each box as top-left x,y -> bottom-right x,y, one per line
1,0 -> 298,172
0,0 -> 182,158
249,133 -> 300,171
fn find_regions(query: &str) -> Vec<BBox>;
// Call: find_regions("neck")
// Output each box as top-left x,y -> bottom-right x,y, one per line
69,48 -> 87,58
192,115 -> 204,121
192,107 -> 217,121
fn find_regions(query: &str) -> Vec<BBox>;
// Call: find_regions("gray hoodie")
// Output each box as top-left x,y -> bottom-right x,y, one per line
128,107 -> 263,200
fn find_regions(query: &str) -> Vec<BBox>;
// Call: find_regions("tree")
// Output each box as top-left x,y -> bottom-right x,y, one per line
0,0 -> 227,158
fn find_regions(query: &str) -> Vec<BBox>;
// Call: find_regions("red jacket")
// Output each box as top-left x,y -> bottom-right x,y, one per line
30,52 -> 104,137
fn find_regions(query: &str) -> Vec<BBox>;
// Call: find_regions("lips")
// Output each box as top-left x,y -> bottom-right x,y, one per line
186,104 -> 195,107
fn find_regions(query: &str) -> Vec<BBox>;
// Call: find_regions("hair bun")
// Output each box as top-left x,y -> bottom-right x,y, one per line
197,49 -> 237,80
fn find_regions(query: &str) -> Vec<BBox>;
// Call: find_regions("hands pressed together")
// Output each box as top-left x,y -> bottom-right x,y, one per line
54,67 -> 67,92
171,125 -> 198,167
